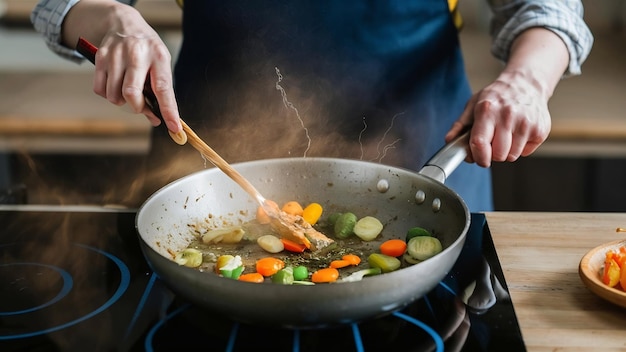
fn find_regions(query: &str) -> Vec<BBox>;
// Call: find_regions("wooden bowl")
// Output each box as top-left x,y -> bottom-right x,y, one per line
579,239 -> 626,308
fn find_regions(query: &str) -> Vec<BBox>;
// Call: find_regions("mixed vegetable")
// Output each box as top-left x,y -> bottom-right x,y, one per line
601,231 -> 626,291
174,200 -> 444,284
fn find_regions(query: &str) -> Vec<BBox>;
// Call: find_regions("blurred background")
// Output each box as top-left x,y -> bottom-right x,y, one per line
0,0 -> 625,210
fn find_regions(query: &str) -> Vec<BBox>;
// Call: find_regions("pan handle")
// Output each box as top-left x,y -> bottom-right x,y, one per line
418,129 -> 470,184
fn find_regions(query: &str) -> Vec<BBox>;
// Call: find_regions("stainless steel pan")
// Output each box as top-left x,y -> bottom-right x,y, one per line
135,133 -> 471,328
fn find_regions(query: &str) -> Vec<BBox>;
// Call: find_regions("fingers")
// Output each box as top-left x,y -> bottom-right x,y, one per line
488,103 -> 523,163
121,45 -> 149,113
503,126 -> 528,162
93,45 -> 127,106
90,35 -> 181,133
488,103 -> 550,163
452,91 -> 551,168
148,47 -> 182,132
141,105 -> 162,127
468,99 -> 496,167
445,95 -> 476,143
92,47 -> 110,100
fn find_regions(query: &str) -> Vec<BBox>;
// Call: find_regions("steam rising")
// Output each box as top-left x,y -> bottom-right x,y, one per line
9,67 -> 408,209
0,211 -> 127,349
275,67 -> 312,157
1,63 -> 412,350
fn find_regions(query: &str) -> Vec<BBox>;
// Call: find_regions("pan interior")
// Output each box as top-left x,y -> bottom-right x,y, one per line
135,157 -> 471,327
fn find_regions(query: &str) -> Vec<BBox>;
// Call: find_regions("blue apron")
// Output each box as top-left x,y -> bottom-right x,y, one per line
157,0 -> 493,211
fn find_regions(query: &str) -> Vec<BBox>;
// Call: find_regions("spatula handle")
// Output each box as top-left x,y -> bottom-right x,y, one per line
75,37 -> 269,207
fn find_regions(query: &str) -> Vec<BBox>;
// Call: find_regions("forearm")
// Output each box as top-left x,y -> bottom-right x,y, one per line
488,0 -> 593,78
499,27 -> 569,101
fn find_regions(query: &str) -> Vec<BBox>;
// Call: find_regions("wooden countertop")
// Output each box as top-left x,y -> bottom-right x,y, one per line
0,0 -> 180,154
484,212 -> 626,351
0,72 -> 152,154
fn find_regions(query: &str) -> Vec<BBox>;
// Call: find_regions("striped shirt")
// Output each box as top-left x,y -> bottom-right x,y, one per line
31,0 -> 593,76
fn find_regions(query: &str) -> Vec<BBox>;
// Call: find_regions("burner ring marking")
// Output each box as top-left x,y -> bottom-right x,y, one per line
0,243 -> 131,340
0,262 -> 73,316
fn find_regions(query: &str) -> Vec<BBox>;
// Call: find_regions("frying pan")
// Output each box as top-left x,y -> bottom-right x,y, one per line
75,36 -> 473,328
135,132 -> 471,328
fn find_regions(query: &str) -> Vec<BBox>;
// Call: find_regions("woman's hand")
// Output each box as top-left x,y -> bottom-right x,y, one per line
446,69 -> 552,167
62,0 -> 182,134
446,27 -> 570,167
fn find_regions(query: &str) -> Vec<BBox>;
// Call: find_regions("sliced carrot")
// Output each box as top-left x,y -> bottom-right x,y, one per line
280,238 -> 307,253
282,201 -> 304,216
311,267 -> 339,283
616,252 -> 626,268
603,258 -> 621,287
330,255 -> 362,269
380,239 -> 407,257
329,260 -> 351,269
238,273 -> 265,283
256,200 -> 279,224
607,251 -> 615,261
613,246 -> 626,268
256,257 -> 285,277
342,254 -> 361,266
302,203 -> 323,225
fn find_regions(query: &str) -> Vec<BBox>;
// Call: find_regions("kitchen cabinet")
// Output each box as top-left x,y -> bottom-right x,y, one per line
492,158 -> 626,212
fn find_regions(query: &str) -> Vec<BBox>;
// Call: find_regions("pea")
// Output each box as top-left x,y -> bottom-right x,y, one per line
293,265 -> 309,281
334,212 -> 357,239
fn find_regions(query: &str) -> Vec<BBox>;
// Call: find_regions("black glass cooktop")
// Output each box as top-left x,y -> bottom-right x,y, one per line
0,206 -> 525,351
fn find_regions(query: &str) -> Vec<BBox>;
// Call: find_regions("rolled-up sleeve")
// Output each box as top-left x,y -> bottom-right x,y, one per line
31,0 -> 83,62
31,0 -> 135,62
488,0 -> 594,76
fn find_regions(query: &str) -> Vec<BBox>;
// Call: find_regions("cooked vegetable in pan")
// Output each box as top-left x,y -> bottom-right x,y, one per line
175,200 -> 443,284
